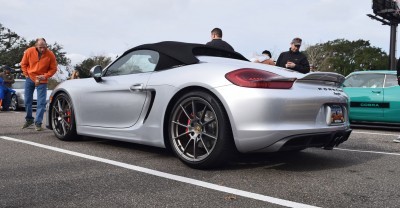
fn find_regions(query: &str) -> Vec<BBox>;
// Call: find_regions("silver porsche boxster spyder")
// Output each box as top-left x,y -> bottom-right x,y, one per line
46,41 -> 352,169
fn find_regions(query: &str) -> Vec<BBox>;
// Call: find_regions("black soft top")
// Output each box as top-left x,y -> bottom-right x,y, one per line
125,41 -> 248,71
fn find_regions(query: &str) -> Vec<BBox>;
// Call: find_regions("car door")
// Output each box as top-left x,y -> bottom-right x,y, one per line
343,73 -> 385,120
77,50 -> 159,128
382,74 -> 400,123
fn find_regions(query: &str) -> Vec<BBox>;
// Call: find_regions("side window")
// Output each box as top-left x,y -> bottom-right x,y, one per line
384,74 -> 397,88
343,74 -> 384,88
104,50 -> 159,76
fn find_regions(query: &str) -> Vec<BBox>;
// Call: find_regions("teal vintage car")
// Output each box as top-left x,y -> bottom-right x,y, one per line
342,70 -> 400,125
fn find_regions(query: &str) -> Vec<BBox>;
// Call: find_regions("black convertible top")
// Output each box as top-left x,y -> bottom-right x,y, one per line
125,41 -> 248,70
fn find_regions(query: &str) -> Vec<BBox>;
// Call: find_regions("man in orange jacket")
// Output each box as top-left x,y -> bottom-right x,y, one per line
20,38 -> 57,131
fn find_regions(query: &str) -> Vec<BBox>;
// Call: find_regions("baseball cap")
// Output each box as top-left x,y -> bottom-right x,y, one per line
3,65 -> 12,71
291,37 -> 302,46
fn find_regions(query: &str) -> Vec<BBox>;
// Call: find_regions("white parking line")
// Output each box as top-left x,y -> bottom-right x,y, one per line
335,148 -> 400,156
352,131 -> 398,137
0,136 -> 318,208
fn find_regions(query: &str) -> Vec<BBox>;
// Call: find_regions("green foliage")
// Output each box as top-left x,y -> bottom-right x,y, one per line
75,56 -> 112,78
304,39 -> 389,76
0,23 -> 70,68
0,23 -> 28,67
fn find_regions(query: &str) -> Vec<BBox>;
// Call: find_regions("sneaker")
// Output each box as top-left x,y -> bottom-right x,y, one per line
22,120 -> 34,129
35,124 -> 44,131
393,137 -> 400,143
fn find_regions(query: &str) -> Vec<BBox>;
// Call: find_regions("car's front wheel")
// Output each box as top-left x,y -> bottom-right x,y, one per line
50,93 -> 79,141
9,95 -> 17,111
168,91 -> 235,169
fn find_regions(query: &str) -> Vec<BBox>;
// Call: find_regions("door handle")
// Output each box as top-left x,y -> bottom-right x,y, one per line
371,91 -> 381,93
130,84 -> 144,91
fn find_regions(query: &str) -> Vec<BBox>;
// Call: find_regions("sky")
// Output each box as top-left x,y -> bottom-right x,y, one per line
0,0 -> 393,66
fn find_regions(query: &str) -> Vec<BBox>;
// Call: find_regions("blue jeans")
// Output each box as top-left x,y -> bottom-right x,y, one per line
24,78 -> 47,125
1,90 -> 11,111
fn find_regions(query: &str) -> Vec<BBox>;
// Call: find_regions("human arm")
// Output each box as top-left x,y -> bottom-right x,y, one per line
20,50 -> 30,77
275,54 -> 284,68
292,56 -> 310,74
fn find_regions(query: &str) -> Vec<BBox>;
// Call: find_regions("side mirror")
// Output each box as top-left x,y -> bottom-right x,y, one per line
90,65 -> 103,82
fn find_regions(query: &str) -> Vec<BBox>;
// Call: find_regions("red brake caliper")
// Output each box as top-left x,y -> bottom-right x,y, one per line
66,109 -> 71,124
185,113 -> 194,138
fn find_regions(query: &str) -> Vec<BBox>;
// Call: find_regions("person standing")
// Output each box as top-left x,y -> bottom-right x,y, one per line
206,27 -> 235,52
276,37 -> 310,74
254,50 -> 275,65
20,38 -> 57,131
0,65 -> 15,111
69,68 -> 81,79
394,59 -> 400,143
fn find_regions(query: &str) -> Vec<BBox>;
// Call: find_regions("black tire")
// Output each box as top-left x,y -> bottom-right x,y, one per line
168,91 -> 234,169
50,93 -> 79,141
9,95 -> 18,111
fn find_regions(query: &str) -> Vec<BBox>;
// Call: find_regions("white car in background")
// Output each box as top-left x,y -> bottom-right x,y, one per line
10,79 -> 52,111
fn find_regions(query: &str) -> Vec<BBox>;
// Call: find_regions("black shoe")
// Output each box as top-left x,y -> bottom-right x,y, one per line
22,120 -> 34,129
35,124 -> 44,131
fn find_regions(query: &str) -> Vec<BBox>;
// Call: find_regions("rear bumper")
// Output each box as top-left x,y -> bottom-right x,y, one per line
251,128 -> 352,152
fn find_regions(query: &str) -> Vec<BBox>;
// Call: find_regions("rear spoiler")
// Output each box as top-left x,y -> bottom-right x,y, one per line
299,72 -> 345,86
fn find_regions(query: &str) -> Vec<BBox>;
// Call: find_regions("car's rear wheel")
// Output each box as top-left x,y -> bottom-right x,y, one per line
168,91 -> 235,169
9,95 -> 17,111
50,93 -> 79,141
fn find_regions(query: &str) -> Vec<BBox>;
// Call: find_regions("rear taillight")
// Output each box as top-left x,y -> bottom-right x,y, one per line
225,68 -> 296,89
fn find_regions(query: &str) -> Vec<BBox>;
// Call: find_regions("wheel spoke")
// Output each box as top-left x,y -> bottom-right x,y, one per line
199,105 -> 207,121
202,132 -> 217,140
182,135 -> 194,154
52,105 -> 60,114
60,119 -> 68,136
57,99 -> 63,113
172,120 -> 188,128
174,131 -> 190,140
193,135 -> 197,159
179,104 -> 191,121
198,135 -> 211,155
191,99 -> 197,119
202,117 -> 216,126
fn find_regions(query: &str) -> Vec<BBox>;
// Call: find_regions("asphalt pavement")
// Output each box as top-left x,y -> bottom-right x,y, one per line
1,111 -> 400,208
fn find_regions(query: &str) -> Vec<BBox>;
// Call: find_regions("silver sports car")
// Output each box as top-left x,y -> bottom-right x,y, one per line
46,41 -> 352,169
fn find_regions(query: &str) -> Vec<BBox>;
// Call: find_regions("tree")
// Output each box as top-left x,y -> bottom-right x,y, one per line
0,23 -> 71,68
304,39 -> 389,76
75,55 -> 112,78
0,23 -> 28,67
303,44 -> 330,72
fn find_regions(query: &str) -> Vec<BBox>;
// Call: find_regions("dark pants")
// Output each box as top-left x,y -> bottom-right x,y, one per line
2,90 -> 11,111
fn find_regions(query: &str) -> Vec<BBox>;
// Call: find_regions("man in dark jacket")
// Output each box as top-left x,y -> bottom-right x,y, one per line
206,28 -> 235,52
276,37 -> 310,74
397,58 -> 400,86
394,59 -> 400,143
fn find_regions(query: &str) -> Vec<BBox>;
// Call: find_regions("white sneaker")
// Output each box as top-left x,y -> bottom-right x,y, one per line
393,137 -> 400,143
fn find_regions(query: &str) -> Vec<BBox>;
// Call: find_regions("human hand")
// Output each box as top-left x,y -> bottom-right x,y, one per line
285,62 -> 295,68
37,75 -> 46,81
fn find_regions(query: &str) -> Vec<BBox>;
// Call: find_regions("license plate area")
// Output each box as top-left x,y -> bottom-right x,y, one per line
326,104 -> 344,125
